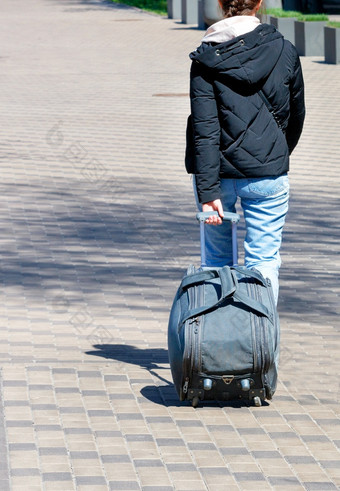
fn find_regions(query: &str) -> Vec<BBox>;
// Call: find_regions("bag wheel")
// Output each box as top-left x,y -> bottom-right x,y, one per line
191,396 -> 200,408
253,396 -> 262,407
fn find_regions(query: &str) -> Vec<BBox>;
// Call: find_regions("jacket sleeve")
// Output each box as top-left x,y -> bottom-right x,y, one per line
286,49 -> 305,155
190,60 -> 221,204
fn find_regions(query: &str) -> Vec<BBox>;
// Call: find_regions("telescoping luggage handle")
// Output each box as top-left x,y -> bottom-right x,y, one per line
196,211 -> 240,267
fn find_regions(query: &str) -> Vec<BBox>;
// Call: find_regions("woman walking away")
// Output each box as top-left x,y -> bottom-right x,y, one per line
187,0 -> 305,304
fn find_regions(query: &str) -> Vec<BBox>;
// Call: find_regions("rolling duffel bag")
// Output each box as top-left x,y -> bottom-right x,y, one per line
168,211 -> 280,407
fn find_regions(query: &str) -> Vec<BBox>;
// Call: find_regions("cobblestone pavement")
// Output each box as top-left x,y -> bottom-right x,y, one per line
1,0 -> 340,489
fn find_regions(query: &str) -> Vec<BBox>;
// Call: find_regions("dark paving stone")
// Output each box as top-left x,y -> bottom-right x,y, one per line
268,476 -> 301,486
252,450 -> 282,459
116,414 -> 143,421
35,425 -> 62,431
10,468 -> 40,476
0,480 -> 10,491
105,375 -> 128,381
76,476 -> 107,485
81,390 -> 107,396
320,460 -> 340,469
206,425 -> 235,432
55,388 -> 80,393
39,447 -> 68,456
166,463 -> 197,472
101,455 -> 131,463
233,472 -> 266,481
141,488 -> 172,491
6,421 -> 32,427
176,420 -> 203,427
95,431 -> 122,438
2,381 -> 27,387
188,442 -> 216,450
156,438 -> 185,446
64,428 -> 92,434
303,483 -> 338,490
200,467 -> 230,475
220,448 -> 249,455
52,368 -> 76,374
109,482 -> 141,490
268,432 -> 300,439
285,456 -> 317,464
237,428 -> 266,435
284,414 -> 312,421
31,404 -> 57,410
145,417 -> 173,423
133,459 -> 164,468
87,410 -> 113,417
70,451 -> 98,459
9,443 -> 36,451
315,419 -> 340,425
59,407 -> 85,414
43,472 -> 73,481
4,401 -> 30,407
302,435 -> 331,443
28,385 -> 53,390
109,394 -> 135,400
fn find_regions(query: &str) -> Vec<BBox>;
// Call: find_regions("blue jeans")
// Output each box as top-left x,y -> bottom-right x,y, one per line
194,175 -> 290,304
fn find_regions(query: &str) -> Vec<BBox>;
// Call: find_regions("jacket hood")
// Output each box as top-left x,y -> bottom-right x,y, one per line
202,15 -> 260,44
190,24 -> 284,88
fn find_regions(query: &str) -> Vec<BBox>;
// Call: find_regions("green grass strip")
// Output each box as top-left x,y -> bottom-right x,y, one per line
265,8 -> 302,18
327,21 -> 340,28
110,0 -> 167,15
265,8 -> 328,21
298,14 -> 329,21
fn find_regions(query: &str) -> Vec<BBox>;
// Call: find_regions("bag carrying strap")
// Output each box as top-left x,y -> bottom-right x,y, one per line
179,266 -> 273,328
181,265 -> 267,291
231,266 -> 267,287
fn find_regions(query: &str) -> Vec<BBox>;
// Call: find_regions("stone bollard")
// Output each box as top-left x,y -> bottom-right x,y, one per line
200,0 -> 223,27
182,0 -> 199,25
263,0 -> 283,7
270,16 -> 297,44
324,26 -> 340,65
295,20 -> 327,56
198,0 -> 207,30
168,0 -> 181,20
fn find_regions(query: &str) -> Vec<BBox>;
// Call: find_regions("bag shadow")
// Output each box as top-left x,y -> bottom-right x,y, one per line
85,344 -> 269,408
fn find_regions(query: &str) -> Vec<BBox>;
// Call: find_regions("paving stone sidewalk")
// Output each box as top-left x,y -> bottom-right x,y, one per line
1,0 -> 340,489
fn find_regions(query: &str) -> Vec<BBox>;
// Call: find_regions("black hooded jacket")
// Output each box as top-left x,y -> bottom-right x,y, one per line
187,23 -> 305,204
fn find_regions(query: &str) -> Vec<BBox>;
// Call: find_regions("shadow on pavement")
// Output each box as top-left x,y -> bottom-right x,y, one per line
50,0 -> 135,9
2,175 -> 339,322
85,343 -> 270,408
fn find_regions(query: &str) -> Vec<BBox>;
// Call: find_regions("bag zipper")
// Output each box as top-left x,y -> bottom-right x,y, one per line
182,272 -> 204,393
194,282 -> 205,372
182,285 -> 195,388
253,280 -> 272,373
247,281 -> 261,373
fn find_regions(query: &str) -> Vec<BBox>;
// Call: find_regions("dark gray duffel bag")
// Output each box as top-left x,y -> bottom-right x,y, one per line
168,212 -> 280,407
